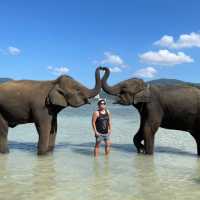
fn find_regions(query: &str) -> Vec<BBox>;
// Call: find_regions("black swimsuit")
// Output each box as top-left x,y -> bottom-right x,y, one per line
95,110 -> 109,134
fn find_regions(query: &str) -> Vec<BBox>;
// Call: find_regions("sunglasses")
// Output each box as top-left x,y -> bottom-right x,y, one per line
99,102 -> 106,105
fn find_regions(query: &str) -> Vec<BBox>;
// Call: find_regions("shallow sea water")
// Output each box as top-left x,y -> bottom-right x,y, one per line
0,102 -> 200,200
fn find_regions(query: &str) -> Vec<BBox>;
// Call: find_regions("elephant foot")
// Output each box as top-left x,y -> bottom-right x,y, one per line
0,140 -> 9,154
138,148 -> 146,154
0,135 -> 9,154
48,146 -> 55,152
140,147 -> 145,154
135,143 -> 145,154
0,146 -> 9,154
144,143 -> 154,155
144,149 -> 154,155
37,148 -> 49,156
37,151 -> 48,156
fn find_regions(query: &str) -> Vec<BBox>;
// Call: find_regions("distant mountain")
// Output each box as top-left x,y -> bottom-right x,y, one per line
147,78 -> 200,87
0,78 -> 12,83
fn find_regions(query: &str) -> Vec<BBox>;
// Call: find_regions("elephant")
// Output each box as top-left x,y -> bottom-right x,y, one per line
100,67 -> 200,156
0,67 -> 101,155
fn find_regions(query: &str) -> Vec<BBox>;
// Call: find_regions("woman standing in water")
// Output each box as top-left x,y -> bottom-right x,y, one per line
92,99 -> 112,157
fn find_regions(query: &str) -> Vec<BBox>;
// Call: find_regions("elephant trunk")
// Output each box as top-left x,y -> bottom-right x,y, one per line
84,67 -> 101,98
101,67 -> 121,95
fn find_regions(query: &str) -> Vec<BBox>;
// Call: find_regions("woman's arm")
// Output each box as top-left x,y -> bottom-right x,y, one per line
108,111 -> 112,134
92,111 -> 99,136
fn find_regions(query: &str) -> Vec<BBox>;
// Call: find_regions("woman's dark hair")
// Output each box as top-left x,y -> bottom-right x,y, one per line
97,99 -> 106,106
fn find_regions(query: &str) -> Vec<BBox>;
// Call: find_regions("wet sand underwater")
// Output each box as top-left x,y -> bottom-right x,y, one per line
0,103 -> 200,200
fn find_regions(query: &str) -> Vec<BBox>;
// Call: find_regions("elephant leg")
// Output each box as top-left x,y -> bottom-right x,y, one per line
133,132 -> 144,153
35,119 -> 51,155
190,132 -> 200,156
143,121 -> 160,155
133,116 -> 145,153
0,114 -> 9,153
48,116 -> 57,152
197,141 -> 200,156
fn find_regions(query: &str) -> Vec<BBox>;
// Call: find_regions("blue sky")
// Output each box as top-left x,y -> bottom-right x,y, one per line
1,0 -> 200,87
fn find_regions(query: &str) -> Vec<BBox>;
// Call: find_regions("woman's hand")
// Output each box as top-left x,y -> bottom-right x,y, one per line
95,131 -> 100,137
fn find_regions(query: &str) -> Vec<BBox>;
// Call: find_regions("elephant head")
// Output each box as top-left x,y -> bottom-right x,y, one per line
101,67 -> 151,105
46,67 -> 101,108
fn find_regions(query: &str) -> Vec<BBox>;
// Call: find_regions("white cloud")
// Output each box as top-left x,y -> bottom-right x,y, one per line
7,46 -> 21,56
154,32 -> 200,49
154,35 -> 174,48
48,66 -> 70,75
101,52 -> 126,68
133,67 -> 157,78
139,49 -> 193,66
109,66 -> 122,73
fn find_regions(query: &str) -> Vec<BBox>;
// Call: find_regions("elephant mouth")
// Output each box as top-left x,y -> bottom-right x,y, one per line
112,95 -> 131,105
85,98 -> 91,104
69,97 -> 90,108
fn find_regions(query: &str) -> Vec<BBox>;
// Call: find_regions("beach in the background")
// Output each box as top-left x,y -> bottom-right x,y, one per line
0,101 -> 199,200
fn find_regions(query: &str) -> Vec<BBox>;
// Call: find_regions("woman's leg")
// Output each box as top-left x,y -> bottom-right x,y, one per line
105,136 -> 111,155
94,136 -> 101,157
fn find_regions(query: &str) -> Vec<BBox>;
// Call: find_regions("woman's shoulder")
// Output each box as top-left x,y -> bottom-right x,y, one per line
93,110 -> 99,116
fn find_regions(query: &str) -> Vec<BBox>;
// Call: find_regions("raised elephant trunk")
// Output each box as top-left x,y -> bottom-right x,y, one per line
84,67 -> 102,98
101,67 -> 121,95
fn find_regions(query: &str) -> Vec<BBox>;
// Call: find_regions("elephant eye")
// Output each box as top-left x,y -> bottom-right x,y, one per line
76,88 -> 81,93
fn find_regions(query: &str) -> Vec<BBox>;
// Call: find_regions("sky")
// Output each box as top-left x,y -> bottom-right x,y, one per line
1,0 -> 200,87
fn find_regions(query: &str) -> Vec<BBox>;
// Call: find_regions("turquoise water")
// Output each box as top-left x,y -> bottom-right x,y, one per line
0,102 -> 200,200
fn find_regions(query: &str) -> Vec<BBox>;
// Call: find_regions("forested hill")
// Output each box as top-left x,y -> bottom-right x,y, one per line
0,78 -> 12,83
147,78 -> 200,86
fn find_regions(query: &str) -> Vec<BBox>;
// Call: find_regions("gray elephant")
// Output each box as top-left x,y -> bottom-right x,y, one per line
101,67 -> 200,156
0,68 -> 101,155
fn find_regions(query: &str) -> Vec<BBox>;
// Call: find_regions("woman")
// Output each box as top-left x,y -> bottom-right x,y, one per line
92,99 -> 112,157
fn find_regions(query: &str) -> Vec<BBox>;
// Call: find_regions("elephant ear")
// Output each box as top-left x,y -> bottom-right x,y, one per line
134,85 -> 151,104
46,85 -> 67,107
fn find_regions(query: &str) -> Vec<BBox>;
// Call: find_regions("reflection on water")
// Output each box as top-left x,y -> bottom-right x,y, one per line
0,103 -> 200,200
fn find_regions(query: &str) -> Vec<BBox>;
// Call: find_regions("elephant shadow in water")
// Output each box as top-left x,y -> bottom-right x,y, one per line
8,141 -> 37,153
66,142 -> 196,157
8,141 -> 196,157
8,141 -> 71,154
